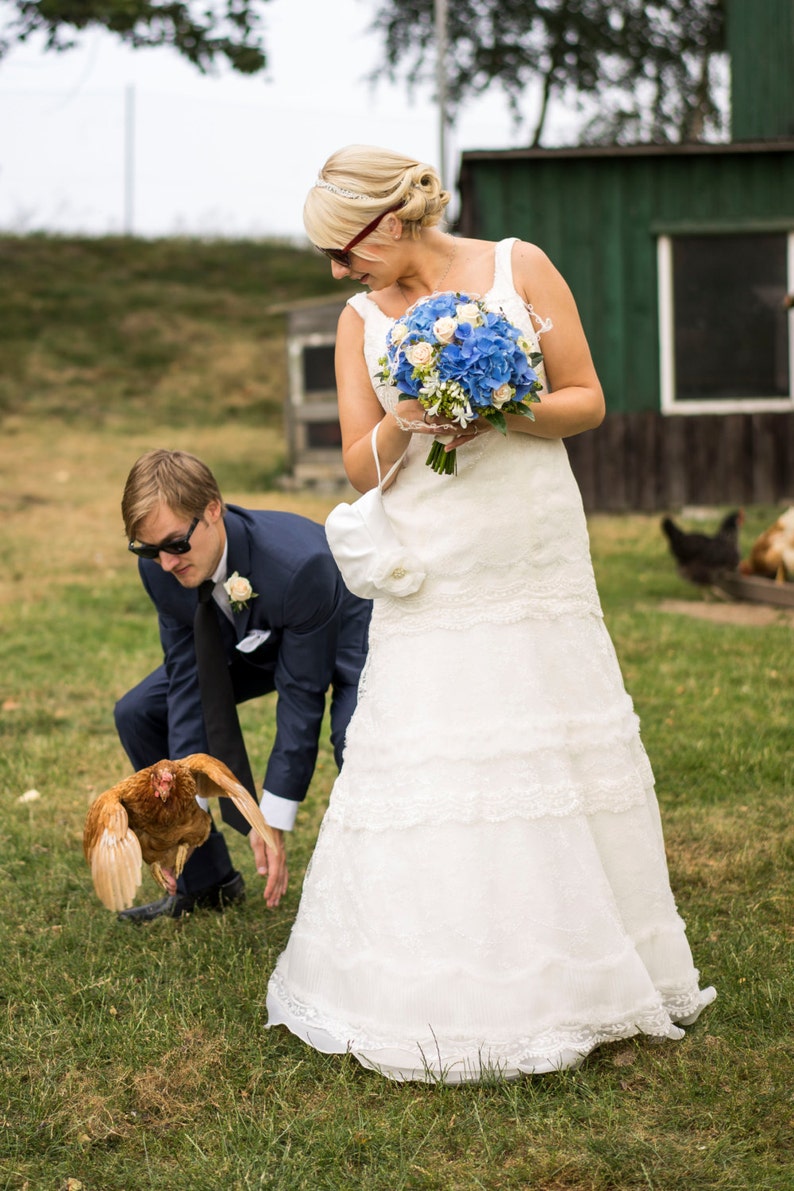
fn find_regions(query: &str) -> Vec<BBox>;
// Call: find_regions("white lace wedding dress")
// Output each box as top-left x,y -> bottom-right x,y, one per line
266,238 -> 715,1082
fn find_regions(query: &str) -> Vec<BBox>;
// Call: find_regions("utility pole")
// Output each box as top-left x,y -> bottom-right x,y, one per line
435,0 -> 448,191
124,83 -> 135,234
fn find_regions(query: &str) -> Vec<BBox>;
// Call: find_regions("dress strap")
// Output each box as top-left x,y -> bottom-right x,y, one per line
492,238 -> 519,294
347,292 -> 371,319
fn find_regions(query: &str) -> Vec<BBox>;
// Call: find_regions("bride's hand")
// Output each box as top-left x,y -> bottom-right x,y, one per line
392,400 -> 451,436
443,419 -> 492,451
393,402 -> 491,448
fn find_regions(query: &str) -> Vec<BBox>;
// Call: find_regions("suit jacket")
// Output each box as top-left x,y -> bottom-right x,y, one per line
139,505 -> 371,808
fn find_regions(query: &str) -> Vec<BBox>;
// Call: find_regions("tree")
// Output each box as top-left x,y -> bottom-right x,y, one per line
0,0 -> 270,75
371,0 -> 727,146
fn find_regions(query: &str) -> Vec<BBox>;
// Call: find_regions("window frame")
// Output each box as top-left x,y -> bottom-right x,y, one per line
658,229 -> 794,416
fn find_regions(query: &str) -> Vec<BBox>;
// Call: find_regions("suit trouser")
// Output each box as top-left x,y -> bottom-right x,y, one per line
114,661 -> 359,894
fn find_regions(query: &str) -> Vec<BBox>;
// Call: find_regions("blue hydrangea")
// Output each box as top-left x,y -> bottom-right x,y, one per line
377,291 -> 544,475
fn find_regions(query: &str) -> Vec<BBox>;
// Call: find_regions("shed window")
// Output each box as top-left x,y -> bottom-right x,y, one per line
302,343 -> 336,393
658,231 -> 794,414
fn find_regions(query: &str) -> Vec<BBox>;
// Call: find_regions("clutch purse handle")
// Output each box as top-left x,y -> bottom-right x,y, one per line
371,422 -> 409,492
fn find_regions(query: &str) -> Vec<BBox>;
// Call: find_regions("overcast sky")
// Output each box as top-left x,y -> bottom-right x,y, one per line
0,0 -> 580,240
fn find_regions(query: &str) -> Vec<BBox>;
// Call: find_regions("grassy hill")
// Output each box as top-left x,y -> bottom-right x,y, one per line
0,233 -> 356,429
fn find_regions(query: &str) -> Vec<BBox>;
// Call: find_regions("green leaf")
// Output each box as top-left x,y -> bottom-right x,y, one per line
484,410 -> 507,436
511,404 -> 537,421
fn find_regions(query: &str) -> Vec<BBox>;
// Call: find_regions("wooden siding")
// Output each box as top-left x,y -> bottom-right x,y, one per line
457,143 -> 794,507
729,0 -> 794,140
565,410 -> 794,512
457,144 -> 794,417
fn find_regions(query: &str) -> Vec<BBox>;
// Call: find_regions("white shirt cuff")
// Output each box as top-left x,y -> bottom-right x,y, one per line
259,788 -> 298,832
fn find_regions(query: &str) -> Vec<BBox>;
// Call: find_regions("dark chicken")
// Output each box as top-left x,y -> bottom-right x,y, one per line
661,509 -> 743,585
83,753 -> 278,911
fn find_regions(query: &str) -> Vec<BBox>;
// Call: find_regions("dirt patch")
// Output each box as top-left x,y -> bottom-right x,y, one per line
658,598 -> 794,627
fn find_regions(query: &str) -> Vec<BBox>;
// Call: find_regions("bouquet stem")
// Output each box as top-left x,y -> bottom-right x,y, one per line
426,439 -> 457,475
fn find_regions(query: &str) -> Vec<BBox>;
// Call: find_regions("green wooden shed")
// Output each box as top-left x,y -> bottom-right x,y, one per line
457,0 -> 794,511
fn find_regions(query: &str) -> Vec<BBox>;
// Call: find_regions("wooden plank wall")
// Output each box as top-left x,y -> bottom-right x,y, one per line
565,411 -> 794,511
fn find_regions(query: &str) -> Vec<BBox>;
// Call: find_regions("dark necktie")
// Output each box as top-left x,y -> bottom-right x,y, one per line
193,579 -> 254,834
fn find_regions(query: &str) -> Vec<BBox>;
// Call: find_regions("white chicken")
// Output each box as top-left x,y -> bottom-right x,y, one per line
739,507 -> 794,583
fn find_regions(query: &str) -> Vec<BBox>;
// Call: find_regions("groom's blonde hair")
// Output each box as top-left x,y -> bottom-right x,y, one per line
304,144 -> 450,252
122,449 -> 226,541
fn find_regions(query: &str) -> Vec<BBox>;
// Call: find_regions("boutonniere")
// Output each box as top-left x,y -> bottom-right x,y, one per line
223,571 -> 258,613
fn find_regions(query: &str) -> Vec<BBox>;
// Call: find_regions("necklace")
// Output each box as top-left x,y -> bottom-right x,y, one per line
397,236 -> 457,305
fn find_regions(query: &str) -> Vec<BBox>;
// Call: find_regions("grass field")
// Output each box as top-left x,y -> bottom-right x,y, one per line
1,236 -> 793,1191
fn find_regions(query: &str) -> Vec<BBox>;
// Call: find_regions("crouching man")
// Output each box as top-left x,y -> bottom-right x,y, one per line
115,448 -> 370,921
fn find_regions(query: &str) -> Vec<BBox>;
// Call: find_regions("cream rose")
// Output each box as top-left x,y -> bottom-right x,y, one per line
492,383 -> 514,408
405,341 -> 434,367
432,316 -> 458,344
223,572 -> 256,609
391,322 -> 409,346
456,302 -> 482,327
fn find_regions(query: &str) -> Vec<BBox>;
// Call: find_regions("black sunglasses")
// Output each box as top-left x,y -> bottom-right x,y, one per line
128,516 -> 200,559
319,203 -> 404,267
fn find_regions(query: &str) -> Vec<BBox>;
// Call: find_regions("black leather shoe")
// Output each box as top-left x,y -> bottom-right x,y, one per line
193,870 -> 246,911
117,871 -> 245,924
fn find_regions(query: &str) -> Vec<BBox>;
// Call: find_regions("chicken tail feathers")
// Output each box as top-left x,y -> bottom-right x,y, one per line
661,516 -> 683,547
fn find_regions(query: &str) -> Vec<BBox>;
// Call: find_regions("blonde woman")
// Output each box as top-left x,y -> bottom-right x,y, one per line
266,144 -> 715,1082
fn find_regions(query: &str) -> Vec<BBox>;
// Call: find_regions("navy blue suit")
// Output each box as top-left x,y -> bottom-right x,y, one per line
115,505 -> 371,893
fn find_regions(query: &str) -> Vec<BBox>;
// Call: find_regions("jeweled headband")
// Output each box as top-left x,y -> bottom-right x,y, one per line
314,178 -> 369,200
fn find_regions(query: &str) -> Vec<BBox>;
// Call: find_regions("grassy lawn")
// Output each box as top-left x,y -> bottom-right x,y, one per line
1,237 -> 792,1190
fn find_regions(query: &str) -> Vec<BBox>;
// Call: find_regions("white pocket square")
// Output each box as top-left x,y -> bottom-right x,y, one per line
236,629 -> 271,653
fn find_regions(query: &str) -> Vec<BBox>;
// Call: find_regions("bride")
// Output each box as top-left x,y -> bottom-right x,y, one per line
265,143 -> 715,1082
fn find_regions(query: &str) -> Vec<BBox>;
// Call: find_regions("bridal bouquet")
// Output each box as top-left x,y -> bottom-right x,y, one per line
378,292 -> 543,475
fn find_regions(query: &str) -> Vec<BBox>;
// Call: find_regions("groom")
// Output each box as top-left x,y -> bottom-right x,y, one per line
114,448 -> 371,921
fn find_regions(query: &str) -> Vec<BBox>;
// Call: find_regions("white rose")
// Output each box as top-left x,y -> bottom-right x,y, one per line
405,341 -> 434,367
456,302 -> 482,327
224,572 -> 253,604
391,322 -> 409,345
492,383 -> 514,408
432,316 -> 458,344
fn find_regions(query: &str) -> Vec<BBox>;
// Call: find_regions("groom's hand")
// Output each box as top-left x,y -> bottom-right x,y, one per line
250,828 -> 289,908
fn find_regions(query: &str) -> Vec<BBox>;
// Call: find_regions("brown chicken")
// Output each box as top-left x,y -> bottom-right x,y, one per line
83,753 -> 278,912
739,507 -> 794,582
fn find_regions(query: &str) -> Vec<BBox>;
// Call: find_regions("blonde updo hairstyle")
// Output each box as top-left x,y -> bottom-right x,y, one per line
304,144 -> 450,255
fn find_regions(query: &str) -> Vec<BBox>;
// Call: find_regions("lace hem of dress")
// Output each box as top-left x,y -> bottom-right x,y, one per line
335,697 -> 655,828
325,770 -> 655,832
368,589 -> 603,636
266,978 -> 717,1083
